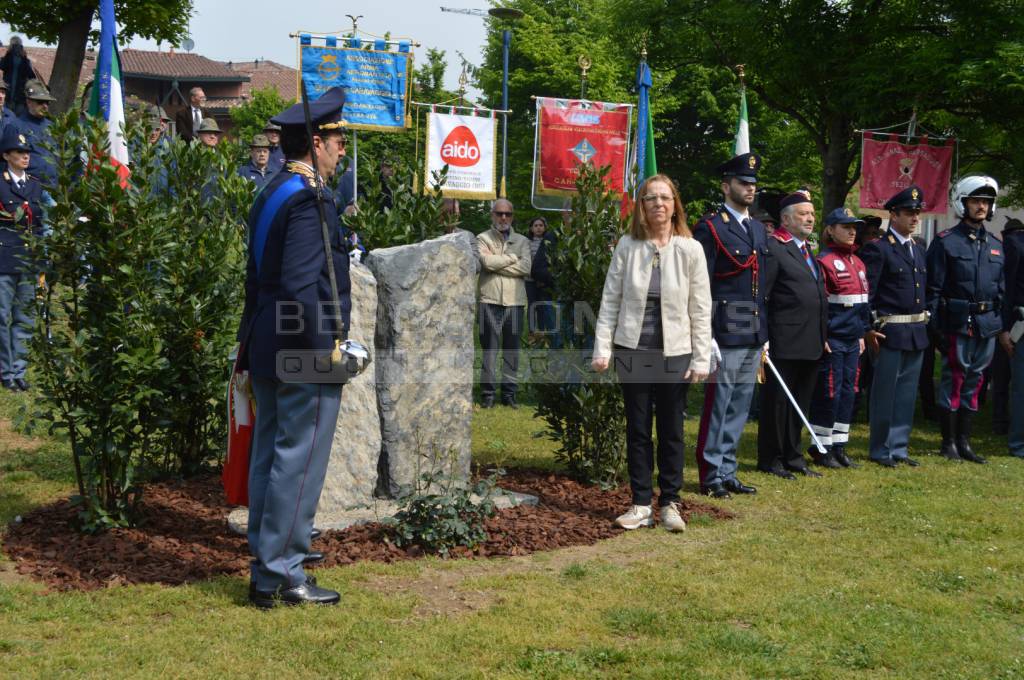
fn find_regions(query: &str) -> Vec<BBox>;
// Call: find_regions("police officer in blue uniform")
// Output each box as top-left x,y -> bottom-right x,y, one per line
239,87 -> 351,608
860,186 -> 930,467
237,133 -> 274,192
0,128 -> 42,391
1001,217 -> 1024,458
16,80 -> 56,189
926,176 -> 1005,464
691,152 -> 766,497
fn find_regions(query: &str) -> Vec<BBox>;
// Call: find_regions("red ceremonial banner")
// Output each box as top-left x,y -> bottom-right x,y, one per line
859,134 -> 955,214
537,98 -> 630,195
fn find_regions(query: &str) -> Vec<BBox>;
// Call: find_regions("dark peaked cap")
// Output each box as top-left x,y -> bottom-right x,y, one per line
272,87 -> 347,131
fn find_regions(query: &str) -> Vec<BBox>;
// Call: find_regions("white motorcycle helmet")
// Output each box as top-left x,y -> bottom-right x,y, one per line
950,175 -> 999,220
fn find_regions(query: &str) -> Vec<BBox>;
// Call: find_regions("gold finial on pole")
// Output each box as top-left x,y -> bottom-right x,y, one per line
457,66 -> 469,106
345,14 -> 363,35
736,64 -> 746,85
578,54 -> 591,99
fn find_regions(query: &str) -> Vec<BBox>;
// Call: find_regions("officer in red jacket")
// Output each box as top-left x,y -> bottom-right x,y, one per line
807,208 -> 870,469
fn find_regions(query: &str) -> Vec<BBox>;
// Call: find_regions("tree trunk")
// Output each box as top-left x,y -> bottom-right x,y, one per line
820,116 -> 859,214
49,5 -> 96,116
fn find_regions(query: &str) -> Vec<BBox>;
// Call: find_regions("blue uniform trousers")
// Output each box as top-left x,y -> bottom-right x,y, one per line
249,377 -> 342,591
809,337 -> 860,449
868,346 -> 924,462
695,344 -> 760,486
0,273 -> 34,381
938,335 -> 995,413
1008,343 -> 1024,457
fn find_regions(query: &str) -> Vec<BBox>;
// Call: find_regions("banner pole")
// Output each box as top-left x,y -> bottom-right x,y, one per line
352,130 -> 358,208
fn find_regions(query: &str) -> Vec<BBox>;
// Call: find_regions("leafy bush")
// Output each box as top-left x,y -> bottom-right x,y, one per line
533,164 -> 628,486
24,112 -> 249,530
386,451 -> 501,556
229,86 -> 294,145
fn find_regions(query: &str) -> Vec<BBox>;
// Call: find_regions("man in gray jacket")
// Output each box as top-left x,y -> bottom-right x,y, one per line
477,199 -> 532,407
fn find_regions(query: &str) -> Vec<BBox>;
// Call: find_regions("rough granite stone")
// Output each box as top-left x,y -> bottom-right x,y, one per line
316,262 -> 382,519
366,233 -> 478,498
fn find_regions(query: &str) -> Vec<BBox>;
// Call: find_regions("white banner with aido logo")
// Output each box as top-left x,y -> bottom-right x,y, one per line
425,110 -> 497,199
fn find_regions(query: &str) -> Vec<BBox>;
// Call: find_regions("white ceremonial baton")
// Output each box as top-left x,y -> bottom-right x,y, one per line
763,350 -> 827,454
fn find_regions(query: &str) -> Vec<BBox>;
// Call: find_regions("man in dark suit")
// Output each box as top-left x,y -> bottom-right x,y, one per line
0,127 -> 43,391
692,152 -> 766,498
860,186 -> 930,467
174,87 -> 207,142
238,87 -> 351,608
758,190 -> 828,479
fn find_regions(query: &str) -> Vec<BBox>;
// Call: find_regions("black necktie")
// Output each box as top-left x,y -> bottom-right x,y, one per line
741,217 -> 751,234
16,180 -> 23,190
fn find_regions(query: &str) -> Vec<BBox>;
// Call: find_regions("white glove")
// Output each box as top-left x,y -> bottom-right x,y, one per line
709,338 -> 722,374
349,249 -> 363,264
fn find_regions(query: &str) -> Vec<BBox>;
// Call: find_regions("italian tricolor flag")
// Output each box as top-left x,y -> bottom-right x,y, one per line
88,0 -> 129,185
733,86 -> 749,156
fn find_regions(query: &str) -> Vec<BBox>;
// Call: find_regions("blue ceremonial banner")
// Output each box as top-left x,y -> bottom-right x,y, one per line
298,38 -> 413,132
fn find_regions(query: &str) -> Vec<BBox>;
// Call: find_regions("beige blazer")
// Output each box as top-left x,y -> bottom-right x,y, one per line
593,234 -> 713,373
477,227 -> 532,306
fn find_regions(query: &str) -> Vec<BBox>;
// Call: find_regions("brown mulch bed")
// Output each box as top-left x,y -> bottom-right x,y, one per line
3,470 -> 734,592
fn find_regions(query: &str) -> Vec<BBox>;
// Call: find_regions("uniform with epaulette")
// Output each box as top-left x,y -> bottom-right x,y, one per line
859,186 -> 930,466
757,190 -> 829,479
807,208 -> 871,469
1002,218 -> 1024,458
0,128 -> 43,391
238,88 -> 351,608
691,153 -> 766,498
926,176 -> 1004,464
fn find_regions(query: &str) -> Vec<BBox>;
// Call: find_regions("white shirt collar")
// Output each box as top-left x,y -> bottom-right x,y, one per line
791,236 -> 806,249
8,169 -> 26,184
722,202 -> 749,223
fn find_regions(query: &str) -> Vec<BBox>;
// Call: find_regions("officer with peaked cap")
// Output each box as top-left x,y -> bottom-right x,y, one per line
757,190 -> 829,480
263,120 -> 286,170
859,186 -> 930,467
0,127 -> 42,391
926,176 -> 1004,464
691,152 -> 767,498
237,133 -> 274,191
17,79 -> 56,187
238,87 -> 351,608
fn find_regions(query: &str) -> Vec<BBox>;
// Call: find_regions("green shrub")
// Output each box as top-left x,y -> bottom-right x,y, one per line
24,112 -> 249,530
386,455 -> 501,557
533,164 -> 628,486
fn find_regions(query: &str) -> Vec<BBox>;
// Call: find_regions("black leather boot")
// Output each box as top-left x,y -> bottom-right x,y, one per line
938,408 -> 961,460
956,409 -> 987,464
831,444 -> 859,468
809,445 -> 841,469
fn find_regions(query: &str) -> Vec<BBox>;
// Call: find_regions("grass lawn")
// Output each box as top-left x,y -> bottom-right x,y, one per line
1,384 -> 1023,679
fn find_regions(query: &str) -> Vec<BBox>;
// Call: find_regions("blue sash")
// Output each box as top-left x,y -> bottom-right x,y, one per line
252,174 -> 305,276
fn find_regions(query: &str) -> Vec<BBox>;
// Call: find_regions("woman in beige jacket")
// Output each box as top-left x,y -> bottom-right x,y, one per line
592,174 -> 712,532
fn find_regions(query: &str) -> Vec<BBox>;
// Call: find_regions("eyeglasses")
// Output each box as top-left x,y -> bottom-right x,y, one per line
642,194 -> 674,204
493,211 -> 513,217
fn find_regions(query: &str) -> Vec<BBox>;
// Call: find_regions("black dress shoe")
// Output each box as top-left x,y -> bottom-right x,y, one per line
871,458 -> 898,468
899,457 -> 920,467
809,447 -> 842,469
758,466 -> 796,481
831,447 -> 859,469
789,467 -> 822,478
2,379 -> 16,391
501,396 -> 517,409
310,528 -> 322,540
303,551 -> 325,565
250,575 -> 317,597
700,482 -> 731,499
723,478 -> 757,494
250,579 -> 339,609
13,378 -> 28,391
480,396 -> 495,408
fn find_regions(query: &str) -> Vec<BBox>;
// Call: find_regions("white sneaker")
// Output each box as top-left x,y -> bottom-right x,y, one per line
660,502 -> 686,532
615,504 -> 654,530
